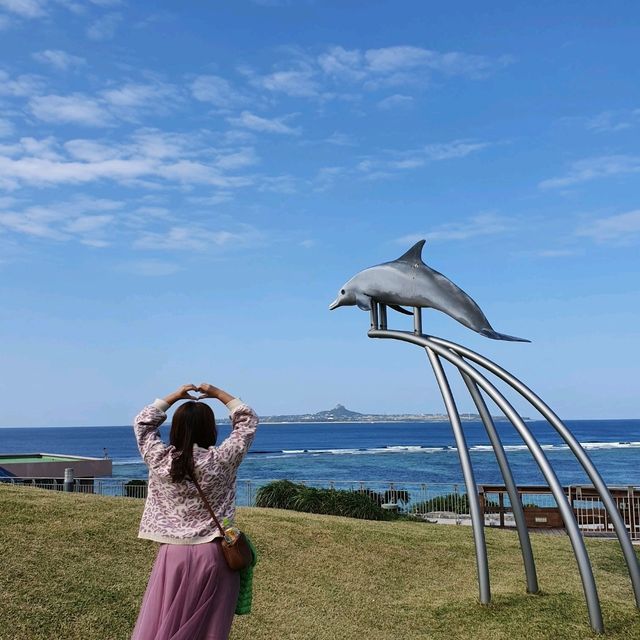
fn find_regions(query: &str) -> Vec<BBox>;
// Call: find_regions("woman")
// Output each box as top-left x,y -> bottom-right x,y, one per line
131,382 -> 258,640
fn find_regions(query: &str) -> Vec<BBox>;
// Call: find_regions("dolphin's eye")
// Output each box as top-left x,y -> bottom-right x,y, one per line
341,289 -> 345,295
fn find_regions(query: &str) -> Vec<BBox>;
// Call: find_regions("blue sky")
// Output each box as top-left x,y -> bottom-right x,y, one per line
0,1 -> 639,426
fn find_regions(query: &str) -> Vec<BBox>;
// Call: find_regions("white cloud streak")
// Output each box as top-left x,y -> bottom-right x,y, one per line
32,49 -> 86,70
0,0 -> 46,18
227,110 -> 300,135
119,259 -> 182,277
250,69 -> 320,98
396,213 -> 512,244
377,94 -> 413,110
0,117 -> 14,137
585,109 -> 640,133
576,210 -> 640,244
29,93 -> 112,126
0,196 -> 121,245
191,75 -> 246,109
86,11 -> 121,40
0,130 -> 261,190
539,155 -> 640,189
133,223 -> 262,251
0,70 -> 45,97
242,44 -> 512,105
318,45 -> 512,87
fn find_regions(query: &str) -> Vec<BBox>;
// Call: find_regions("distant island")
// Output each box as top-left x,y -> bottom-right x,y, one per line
218,404 -> 528,424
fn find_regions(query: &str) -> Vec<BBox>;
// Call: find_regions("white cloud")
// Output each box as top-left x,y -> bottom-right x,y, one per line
86,11 -> 121,40
29,93 -> 112,126
101,81 -> 177,109
356,139 -> 490,178
0,0 -> 46,18
251,69 -> 320,98
237,43 -> 511,110
318,46 -> 365,80
318,44 -> 512,87
191,75 -> 245,109
64,138 -> 123,161
129,129 -> 194,160
536,249 -> 580,257
365,46 -> 433,73
215,147 -> 259,170
323,132 -> 356,146
0,117 -> 14,137
576,210 -> 640,244
21,80 -> 180,128
377,94 -> 413,110
585,109 -> 640,133
0,197 -> 121,244
397,213 -> 512,244
32,49 -> 86,70
134,223 -> 262,251
540,155 -> 640,189
0,70 -> 44,97
227,110 -> 300,135
98,81 -> 182,121
423,140 -> 490,161
156,159 -> 253,188
312,138 -> 490,190
0,131 -> 257,190
120,259 -> 182,277
64,213 -> 113,234
188,193 -> 233,207
258,174 -> 296,194
0,136 -> 62,160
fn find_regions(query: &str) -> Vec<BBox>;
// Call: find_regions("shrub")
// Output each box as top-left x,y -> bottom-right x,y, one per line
254,480 -> 299,509
124,479 -> 147,498
411,492 -> 499,515
411,493 -> 469,514
255,480 -> 391,521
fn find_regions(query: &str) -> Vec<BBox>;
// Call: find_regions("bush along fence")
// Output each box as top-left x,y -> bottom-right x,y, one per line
2,475 -> 639,540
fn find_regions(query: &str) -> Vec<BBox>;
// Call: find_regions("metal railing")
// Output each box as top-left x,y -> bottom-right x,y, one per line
3,476 -> 638,540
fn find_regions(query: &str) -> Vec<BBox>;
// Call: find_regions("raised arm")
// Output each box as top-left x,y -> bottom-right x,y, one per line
133,384 -> 199,470
198,383 -> 258,467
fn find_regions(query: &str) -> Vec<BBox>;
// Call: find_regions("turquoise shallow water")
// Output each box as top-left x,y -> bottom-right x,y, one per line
1,419 -> 639,486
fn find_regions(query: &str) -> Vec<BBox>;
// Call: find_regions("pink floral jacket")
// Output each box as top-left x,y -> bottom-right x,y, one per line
133,399 -> 258,544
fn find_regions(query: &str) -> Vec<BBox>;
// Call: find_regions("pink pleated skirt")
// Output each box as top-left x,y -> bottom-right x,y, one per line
132,541 -> 240,640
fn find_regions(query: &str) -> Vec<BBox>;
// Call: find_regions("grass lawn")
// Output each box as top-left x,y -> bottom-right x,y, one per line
1,484 -> 639,640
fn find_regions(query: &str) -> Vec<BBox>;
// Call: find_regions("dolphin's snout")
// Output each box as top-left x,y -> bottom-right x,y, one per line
329,298 -> 340,310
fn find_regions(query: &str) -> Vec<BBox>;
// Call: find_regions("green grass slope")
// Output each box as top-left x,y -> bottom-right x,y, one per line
1,484 -> 638,640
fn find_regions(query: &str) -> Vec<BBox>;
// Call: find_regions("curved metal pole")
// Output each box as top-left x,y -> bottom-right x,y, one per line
425,347 -> 491,604
431,335 -> 640,608
459,370 -> 539,594
369,329 -> 604,634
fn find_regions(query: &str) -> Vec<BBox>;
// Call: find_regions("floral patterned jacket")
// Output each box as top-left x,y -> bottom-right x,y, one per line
133,398 -> 258,544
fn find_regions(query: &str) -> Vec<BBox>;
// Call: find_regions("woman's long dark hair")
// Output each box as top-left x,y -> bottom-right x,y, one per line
169,401 -> 217,482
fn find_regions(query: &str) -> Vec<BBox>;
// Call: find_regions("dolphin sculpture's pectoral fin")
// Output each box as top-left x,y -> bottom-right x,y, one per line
389,304 -> 413,316
480,329 -> 531,343
355,293 -> 372,311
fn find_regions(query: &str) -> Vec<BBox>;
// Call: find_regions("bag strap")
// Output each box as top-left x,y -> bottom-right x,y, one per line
190,475 -> 226,536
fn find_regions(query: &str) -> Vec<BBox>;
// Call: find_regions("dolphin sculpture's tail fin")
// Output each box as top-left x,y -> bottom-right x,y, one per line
480,329 -> 531,343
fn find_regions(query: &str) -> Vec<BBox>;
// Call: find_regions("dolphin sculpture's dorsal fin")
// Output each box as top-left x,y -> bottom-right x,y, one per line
394,239 -> 426,265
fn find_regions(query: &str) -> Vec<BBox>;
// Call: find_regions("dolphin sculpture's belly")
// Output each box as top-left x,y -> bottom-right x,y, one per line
361,264 -> 493,333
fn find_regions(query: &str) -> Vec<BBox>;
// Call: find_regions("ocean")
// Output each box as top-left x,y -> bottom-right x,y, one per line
1,419 -> 639,488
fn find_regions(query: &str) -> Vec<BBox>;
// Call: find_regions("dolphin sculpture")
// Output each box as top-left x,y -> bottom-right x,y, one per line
329,239 -> 529,342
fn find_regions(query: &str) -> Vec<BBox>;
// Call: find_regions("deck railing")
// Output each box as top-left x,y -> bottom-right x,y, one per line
3,477 -> 638,541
